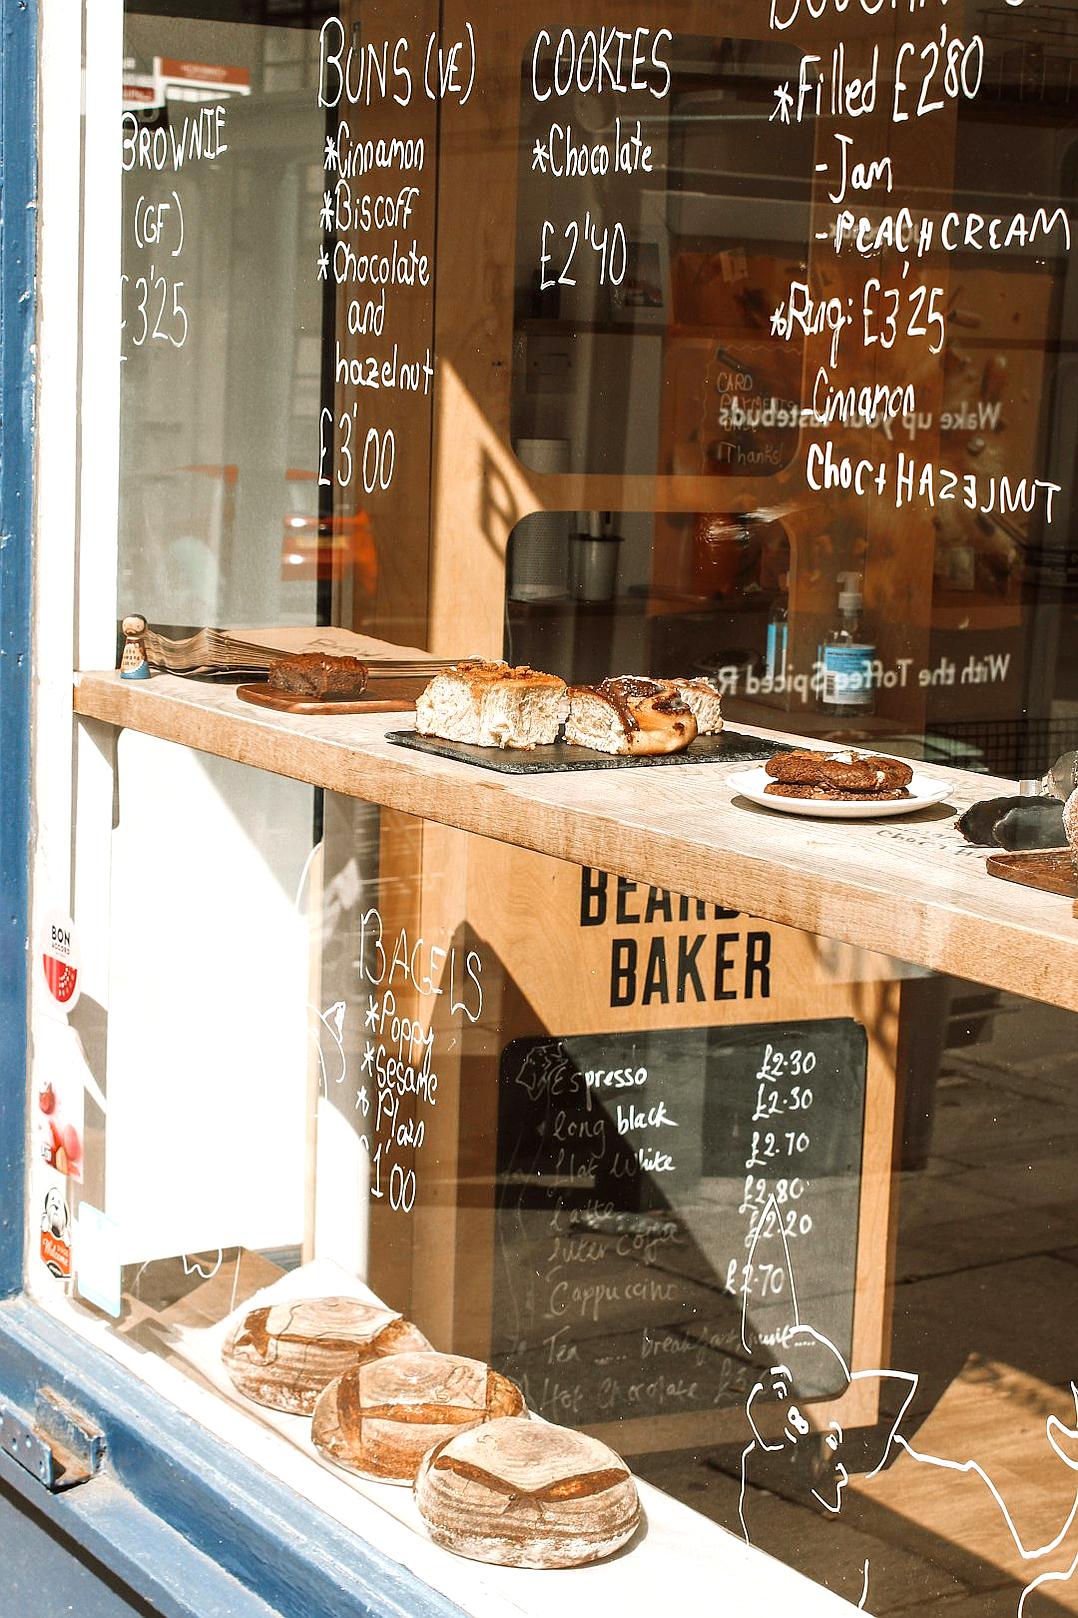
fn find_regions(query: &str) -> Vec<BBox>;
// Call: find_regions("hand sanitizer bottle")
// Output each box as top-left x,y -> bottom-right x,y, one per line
818,571 -> 875,715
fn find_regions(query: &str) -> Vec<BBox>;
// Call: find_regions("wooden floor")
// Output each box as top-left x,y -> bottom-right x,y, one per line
635,990 -> 1078,1615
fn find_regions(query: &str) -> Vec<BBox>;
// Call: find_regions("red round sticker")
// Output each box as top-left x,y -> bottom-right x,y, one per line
41,911 -> 80,1009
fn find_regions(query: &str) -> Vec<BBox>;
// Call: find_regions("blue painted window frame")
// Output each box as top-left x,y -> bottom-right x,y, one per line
0,0 -> 35,1303
0,11 -> 462,1614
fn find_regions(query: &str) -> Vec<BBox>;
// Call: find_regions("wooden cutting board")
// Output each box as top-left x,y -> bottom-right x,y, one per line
236,678 -> 423,716
986,848 -> 1078,899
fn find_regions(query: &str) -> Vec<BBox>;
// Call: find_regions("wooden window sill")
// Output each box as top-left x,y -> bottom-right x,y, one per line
73,671 -> 1076,1012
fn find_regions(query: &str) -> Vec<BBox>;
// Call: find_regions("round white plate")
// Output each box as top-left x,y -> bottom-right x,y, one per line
729,765 -> 953,819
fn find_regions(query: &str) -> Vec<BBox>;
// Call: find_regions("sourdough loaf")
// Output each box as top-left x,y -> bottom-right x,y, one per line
221,1297 -> 430,1414
312,1350 -> 525,1483
414,1416 -> 642,1567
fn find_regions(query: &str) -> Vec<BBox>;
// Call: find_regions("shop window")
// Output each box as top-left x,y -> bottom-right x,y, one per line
27,0 -> 1078,1613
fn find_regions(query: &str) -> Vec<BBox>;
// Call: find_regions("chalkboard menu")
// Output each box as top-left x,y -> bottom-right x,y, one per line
491,1020 -> 867,1431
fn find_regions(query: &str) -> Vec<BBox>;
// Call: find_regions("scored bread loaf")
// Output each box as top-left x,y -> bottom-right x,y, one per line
312,1350 -> 525,1483
415,661 -> 568,749
221,1296 -> 430,1414
565,676 -> 697,756
414,1415 -> 642,1567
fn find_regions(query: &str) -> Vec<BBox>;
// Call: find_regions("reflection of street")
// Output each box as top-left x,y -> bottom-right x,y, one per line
736,1200 -> 1078,1616
635,992 -> 1078,1615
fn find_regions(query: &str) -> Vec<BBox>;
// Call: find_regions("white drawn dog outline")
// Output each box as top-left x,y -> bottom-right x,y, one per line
737,1193 -> 1078,1615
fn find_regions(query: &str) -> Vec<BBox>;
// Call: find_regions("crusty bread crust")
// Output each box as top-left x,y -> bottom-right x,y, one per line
414,1416 -> 642,1567
221,1297 -> 431,1414
312,1351 -> 525,1483
453,659 -> 563,688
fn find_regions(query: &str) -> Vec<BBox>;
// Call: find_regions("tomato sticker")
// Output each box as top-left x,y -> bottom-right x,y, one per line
41,910 -> 81,1010
33,1020 -> 86,1186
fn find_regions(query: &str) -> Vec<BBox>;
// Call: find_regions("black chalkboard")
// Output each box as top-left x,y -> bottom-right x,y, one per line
491,1019 -> 867,1434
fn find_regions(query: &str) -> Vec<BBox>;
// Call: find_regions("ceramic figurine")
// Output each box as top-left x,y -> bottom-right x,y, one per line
119,614 -> 151,680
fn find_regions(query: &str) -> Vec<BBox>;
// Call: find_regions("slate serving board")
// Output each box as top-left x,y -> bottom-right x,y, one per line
384,726 -> 791,774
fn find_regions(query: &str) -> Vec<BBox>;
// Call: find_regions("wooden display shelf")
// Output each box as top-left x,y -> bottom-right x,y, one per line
73,670 -> 1076,1011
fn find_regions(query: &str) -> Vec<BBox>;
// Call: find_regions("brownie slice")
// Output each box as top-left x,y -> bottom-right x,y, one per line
267,653 -> 369,699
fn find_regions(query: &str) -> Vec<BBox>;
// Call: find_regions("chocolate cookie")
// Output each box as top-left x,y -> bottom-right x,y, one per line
765,748 -> 913,792
764,782 -> 910,801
